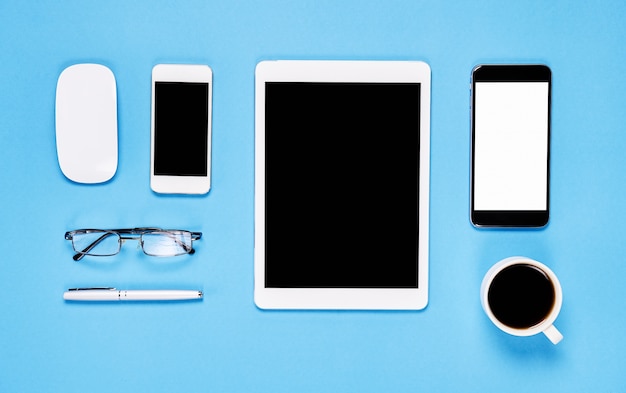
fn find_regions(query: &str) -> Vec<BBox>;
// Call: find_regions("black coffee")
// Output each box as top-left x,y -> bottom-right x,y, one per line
487,264 -> 555,329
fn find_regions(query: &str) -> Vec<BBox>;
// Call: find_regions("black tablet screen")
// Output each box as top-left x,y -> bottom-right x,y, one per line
265,82 -> 420,288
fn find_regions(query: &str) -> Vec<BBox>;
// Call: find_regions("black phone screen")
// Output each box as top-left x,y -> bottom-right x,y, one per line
471,65 -> 551,227
154,82 -> 209,176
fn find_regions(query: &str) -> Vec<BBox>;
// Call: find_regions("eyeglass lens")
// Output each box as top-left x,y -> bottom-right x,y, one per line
71,230 -> 121,256
141,231 -> 193,256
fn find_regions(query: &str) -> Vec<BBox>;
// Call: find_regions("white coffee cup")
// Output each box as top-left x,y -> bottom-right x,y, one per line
480,256 -> 563,344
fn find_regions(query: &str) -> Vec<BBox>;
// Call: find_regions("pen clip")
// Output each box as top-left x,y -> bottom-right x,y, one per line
68,287 -> 116,291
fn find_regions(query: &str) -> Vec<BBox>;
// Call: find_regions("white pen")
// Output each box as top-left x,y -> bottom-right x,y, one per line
63,288 -> 203,301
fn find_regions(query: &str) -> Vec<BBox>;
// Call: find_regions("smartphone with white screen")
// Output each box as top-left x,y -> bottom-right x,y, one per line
150,64 -> 212,194
471,64 -> 551,227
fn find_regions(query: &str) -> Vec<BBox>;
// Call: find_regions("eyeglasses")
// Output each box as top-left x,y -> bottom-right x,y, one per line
65,228 -> 202,261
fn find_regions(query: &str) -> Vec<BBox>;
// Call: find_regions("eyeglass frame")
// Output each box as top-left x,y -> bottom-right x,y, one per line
64,227 -> 202,261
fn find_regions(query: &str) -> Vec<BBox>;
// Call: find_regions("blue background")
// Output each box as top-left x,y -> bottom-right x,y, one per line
1,1 -> 625,391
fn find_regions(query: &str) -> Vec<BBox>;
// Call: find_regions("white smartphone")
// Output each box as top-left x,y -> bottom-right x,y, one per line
470,64 -> 551,227
150,64 -> 212,194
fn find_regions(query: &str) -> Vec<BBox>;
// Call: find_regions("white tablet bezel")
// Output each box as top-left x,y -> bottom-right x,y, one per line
150,64 -> 212,194
254,60 -> 430,310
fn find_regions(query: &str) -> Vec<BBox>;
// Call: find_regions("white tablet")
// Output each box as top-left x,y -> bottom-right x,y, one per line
254,60 -> 430,310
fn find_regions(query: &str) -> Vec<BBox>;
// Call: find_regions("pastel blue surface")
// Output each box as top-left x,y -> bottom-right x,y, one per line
1,1 -> 625,391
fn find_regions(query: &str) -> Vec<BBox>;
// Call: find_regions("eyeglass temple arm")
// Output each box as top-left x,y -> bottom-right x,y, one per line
71,232 -> 115,261
188,232 -> 202,253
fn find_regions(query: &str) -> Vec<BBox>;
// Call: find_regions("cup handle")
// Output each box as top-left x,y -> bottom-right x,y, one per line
543,324 -> 563,345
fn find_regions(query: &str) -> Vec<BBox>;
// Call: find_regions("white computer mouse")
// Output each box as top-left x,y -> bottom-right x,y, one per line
55,63 -> 118,184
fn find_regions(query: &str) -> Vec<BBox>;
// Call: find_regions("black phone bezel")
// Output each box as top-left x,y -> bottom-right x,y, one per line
470,64 -> 551,228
